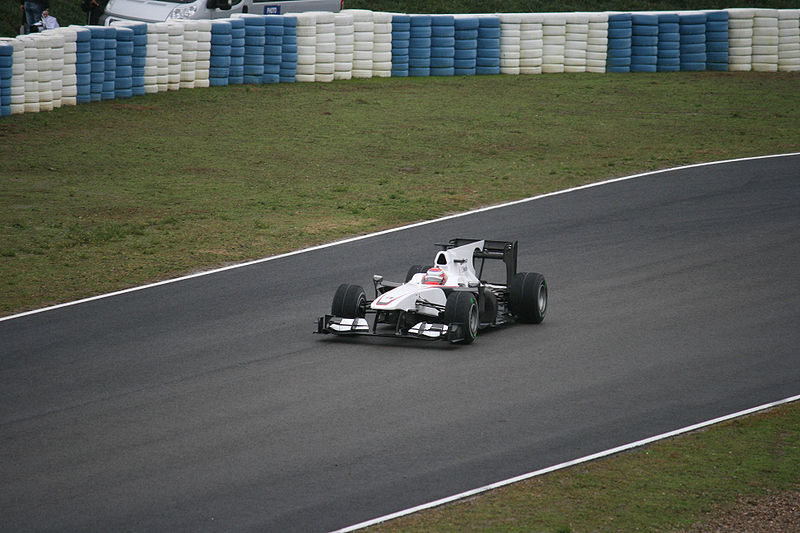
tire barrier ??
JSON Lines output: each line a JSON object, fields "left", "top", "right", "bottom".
{"left": 752, "top": 8, "right": 779, "bottom": 72}
{"left": 409, "top": 14, "right": 431, "bottom": 77}
{"left": 281, "top": 15, "right": 297, "bottom": 83}
{"left": 607, "top": 13, "right": 632, "bottom": 73}
{"left": 680, "top": 12, "right": 707, "bottom": 71}
{"left": 476, "top": 15, "right": 500, "bottom": 75}
{"left": 541, "top": 13, "right": 566, "bottom": 73}
{"left": 706, "top": 10, "right": 729, "bottom": 71}
{"left": 499, "top": 13, "right": 521, "bottom": 75}
{"left": 4, "top": 8, "right": 800, "bottom": 116}
{"left": 391, "top": 13, "right": 410, "bottom": 77}
{"left": 430, "top": 15, "right": 455, "bottom": 77}
{"left": 631, "top": 13, "right": 658, "bottom": 73}
{"left": 657, "top": 13, "right": 680, "bottom": 72}
{"left": 454, "top": 16, "right": 479, "bottom": 76}
{"left": 209, "top": 20, "right": 232, "bottom": 87}
{"left": 587, "top": 13, "right": 608, "bottom": 74}
{"left": 565, "top": 13, "right": 589, "bottom": 73}
{"left": 0, "top": 41, "right": 14, "bottom": 117}
{"left": 779, "top": 9, "right": 800, "bottom": 71}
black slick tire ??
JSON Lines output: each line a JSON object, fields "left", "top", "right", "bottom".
{"left": 331, "top": 284, "right": 366, "bottom": 318}
{"left": 509, "top": 272, "right": 547, "bottom": 324}
{"left": 405, "top": 264, "right": 431, "bottom": 282}
{"left": 444, "top": 291, "right": 479, "bottom": 344}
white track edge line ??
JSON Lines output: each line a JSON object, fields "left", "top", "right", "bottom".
{"left": 329, "top": 393, "right": 800, "bottom": 533}
{"left": 3, "top": 152, "right": 799, "bottom": 323}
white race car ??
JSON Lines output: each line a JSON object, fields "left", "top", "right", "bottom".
{"left": 316, "top": 239, "right": 547, "bottom": 344}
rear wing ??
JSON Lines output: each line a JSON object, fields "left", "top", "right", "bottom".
{"left": 438, "top": 239, "right": 518, "bottom": 286}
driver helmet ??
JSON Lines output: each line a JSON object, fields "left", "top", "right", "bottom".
{"left": 423, "top": 267, "right": 447, "bottom": 285}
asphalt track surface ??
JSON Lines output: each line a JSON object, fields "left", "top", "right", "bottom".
{"left": 2, "top": 155, "right": 799, "bottom": 532}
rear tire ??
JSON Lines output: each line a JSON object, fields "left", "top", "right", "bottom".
{"left": 444, "top": 291, "right": 479, "bottom": 344}
{"left": 405, "top": 264, "right": 431, "bottom": 282}
{"left": 331, "top": 284, "right": 366, "bottom": 318}
{"left": 509, "top": 272, "right": 547, "bottom": 324}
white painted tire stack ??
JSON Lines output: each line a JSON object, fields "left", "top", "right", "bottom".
{"left": 20, "top": 37, "right": 39, "bottom": 113}
{"left": 33, "top": 35, "right": 53, "bottom": 111}
{"left": 372, "top": 12, "right": 392, "bottom": 78}
{"left": 541, "top": 13, "right": 567, "bottom": 73}
{"left": 565, "top": 12, "right": 589, "bottom": 72}
{"left": 727, "top": 8, "right": 755, "bottom": 71}
{"left": 586, "top": 12, "right": 608, "bottom": 73}
{"left": 166, "top": 23, "right": 184, "bottom": 90}
{"left": 334, "top": 12, "right": 354, "bottom": 80}
{"left": 752, "top": 9, "right": 779, "bottom": 72}
{"left": 778, "top": 9, "right": 800, "bottom": 72}
{"left": 519, "top": 13, "right": 543, "bottom": 74}
{"left": 55, "top": 28, "right": 77, "bottom": 105}
{"left": 48, "top": 33, "right": 66, "bottom": 108}
{"left": 312, "top": 11, "right": 335, "bottom": 82}
{"left": 295, "top": 13, "right": 316, "bottom": 82}
{"left": 195, "top": 20, "right": 212, "bottom": 87}
{"left": 179, "top": 21, "right": 198, "bottom": 89}
{"left": 143, "top": 23, "right": 160, "bottom": 93}
{"left": 345, "top": 9, "right": 374, "bottom": 78}
{"left": 499, "top": 13, "right": 521, "bottom": 75}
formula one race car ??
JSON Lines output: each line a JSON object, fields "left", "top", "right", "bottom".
{"left": 316, "top": 239, "right": 547, "bottom": 344}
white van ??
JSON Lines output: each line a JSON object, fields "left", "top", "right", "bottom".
{"left": 101, "top": 0, "right": 342, "bottom": 24}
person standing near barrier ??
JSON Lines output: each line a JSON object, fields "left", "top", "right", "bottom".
{"left": 34, "top": 8, "right": 60, "bottom": 30}
{"left": 81, "top": 0, "right": 109, "bottom": 25}
{"left": 20, "top": 0, "right": 49, "bottom": 33}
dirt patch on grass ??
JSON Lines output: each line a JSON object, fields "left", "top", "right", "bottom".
{"left": 681, "top": 488, "right": 800, "bottom": 532}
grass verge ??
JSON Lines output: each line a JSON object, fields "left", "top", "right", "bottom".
{"left": 2, "top": 72, "right": 799, "bottom": 317}
{"left": 364, "top": 400, "right": 800, "bottom": 532}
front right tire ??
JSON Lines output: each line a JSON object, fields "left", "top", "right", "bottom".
{"left": 444, "top": 291, "right": 479, "bottom": 344}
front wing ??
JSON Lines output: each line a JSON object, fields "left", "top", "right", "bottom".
{"left": 316, "top": 314, "right": 468, "bottom": 343}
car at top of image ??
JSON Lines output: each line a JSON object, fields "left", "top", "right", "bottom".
{"left": 316, "top": 238, "right": 547, "bottom": 344}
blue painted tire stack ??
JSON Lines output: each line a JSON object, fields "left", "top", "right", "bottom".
{"left": 409, "top": 15, "right": 432, "bottom": 77}
{"left": 228, "top": 17, "right": 245, "bottom": 84}
{"left": 114, "top": 26, "right": 134, "bottom": 98}
{"left": 74, "top": 27, "right": 91, "bottom": 104}
{"left": 210, "top": 20, "right": 232, "bottom": 86}
{"left": 705, "top": 10, "right": 729, "bottom": 71}
{"left": 102, "top": 26, "right": 117, "bottom": 100}
{"left": 88, "top": 27, "right": 106, "bottom": 102}
{"left": 476, "top": 16, "right": 501, "bottom": 75}
{"left": 128, "top": 23, "right": 148, "bottom": 96}
{"left": 606, "top": 13, "right": 632, "bottom": 72}
{"left": 680, "top": 12, "right": 707, "bottom": 71}
{"left": 0, "top": 43, "right": 11, "bottom": 117}
{"left": 263, "top": 15, "right": 283, "bottom": 84}
{"left": 657, "top": 13, "right": 680, "bottom": 71}
{"left": 454, "top": 16, "right": 479, "bottom": 76}
{"left": 280, "top": 16, "right": 297, "bottom": 83}
{"left": 430, "top": 15, "right": 455, "bottom": 76}
{"left": 631, "top": 14, "right": 658, "bottom": 72}
{"left": 243, "top": 15, "right": 266, "bottom": 84}
{"left": 390, "top": 14, "right": 410, "bottom": 77}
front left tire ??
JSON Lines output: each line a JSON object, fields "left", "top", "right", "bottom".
{"left": 331, "top": 284, "right": 366, "bottom": 318}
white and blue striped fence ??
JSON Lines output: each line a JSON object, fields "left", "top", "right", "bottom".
{"left": 1, "top": 8, "right": 799, "bottom": 117}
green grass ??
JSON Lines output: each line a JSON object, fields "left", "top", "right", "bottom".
{"left": 365, "top": 401, "right": 800, "bottom": 532}
{"left": 2, "top": 72, "right": 800, "bottom": 316}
